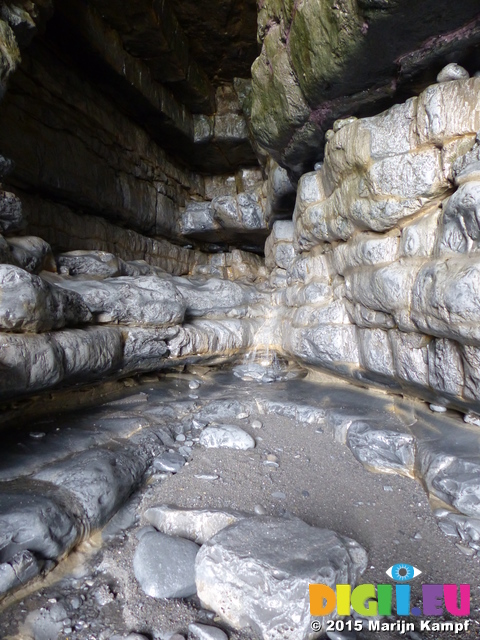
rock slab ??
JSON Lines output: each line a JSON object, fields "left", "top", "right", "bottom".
{"left": 195, "top": 516, "right": 367, "bottom": 640}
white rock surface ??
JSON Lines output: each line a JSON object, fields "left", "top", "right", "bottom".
{"left": 144, "top": 505, "right": 246, "bottom": 544}
{"left": 195, "top": 516, "right": 367, "bottom": 640}
{"left": 199, "top": 425, "right": 255, "bottom": 450}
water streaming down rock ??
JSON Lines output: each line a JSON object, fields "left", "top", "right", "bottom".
{"left": 0, "top": 0, "right": 480, "bottom": 637}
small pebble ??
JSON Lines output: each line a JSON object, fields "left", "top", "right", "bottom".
{"left": 315, "top": 427, "right": 323, "bottom": 434}
{"left": 263, "top": 461, "right": 279, "bottom": 468}
{"left": 456, "top": 543, "right": 475, "bottom": 556}
{"left": 30, "top": 432, "right": 46, "bottom": 439}
{"left": 236, "top": 412, "right": 249, "bottom": 420}
{"left": 189, "top": 380, "right": 201, "bottom": 390}
{"left": 383, "top": 485, "right": 393, "bottom": 492}
{"left": 254, "top": 504, "right": 267, "bottom": 515}
{"left": 176, "top": 434, "right": 186, "bottom": 442}
{"left": 251, "top": 419, "right": 263, "bottom": 429}
{"left": 189, "top": 622, "right": 229, "bottom": 640}
{"left": 184, "top": 440, "right": 193, "bottom": 447}
{"left": 189, "top": 394, "right": 199, "bottom": 400}
{"left": 413, "top": 533, "right": 422, "bottom": 540}
{"left": 194, "top": 474, "right": 219, "bottom": 481}
{"left": 266, "top": 454, "right": 278, "bottom": 463}
{"left": 271, "top": 491, "right": 286, "bottom": 500}
{"left": 429, "top": 404, "right": 447, "bottom": 413}
{"left": 302, "top": 490, "right": 310, "bottom": 497}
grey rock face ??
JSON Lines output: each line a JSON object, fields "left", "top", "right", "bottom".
{"left": 134, "top": 531, "right": 199, "bottom": 598}
{"left": 56, "top": 250, "right": 125, "bottom": 277}
{"left": 0, "top": 491, "right": 79, "bottom": 565}
{"left": 195, "top": 517, "right": 367, "bottom": 639}
{"left": 145, "top": 505, "right": 246, "bottom": 544}
{"left": 50, "top": 275, "right": 186, "bottom": 326}
{"left": 0, "top": 190, "right": 24, "bottom": 235}
{"left": 199, "top": 425, "right": 255, "bottom": 450}
{"left": 0, "top": 265, "right": 92, "bottom": 332}
{"left": 7, "top": 236, "right": 54, "bottom": 273}
{"left": 34, "top": 444, "right": 154, "bottom": 529}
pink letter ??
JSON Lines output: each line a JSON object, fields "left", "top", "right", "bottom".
{"left": 444, "top": 584, "right": 471, "bottom": 616}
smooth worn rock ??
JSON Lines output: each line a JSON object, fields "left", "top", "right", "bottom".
{"left": 188, "top": 622, "right": 228, "bottom": 640}
{"left": 133, "top": 530, "right": 199, "bottom": 599}
{"left": 56, "top": 250, "right": 125, "bottom": 277}
{"left": 7, "top": 236, "right": 54, "bottom": 273}
{"left": 144, "top": 505, "right": 246, "bottom": 544}
{"left": 34, "top": 443, "right": 155, "bottom": 530}
{"left": 0, "top": 265, "right": 92, "bottom": 332}
{"left": 437, "top": 63, "right": 469, "bottom": 83}
{"left": 199, "top": 425, "right": 255, "bottom": 450}
{"left": 195, "top": 516, "right": 367, "bottom": 639}
{"left": 49, "top": 274, "right": 186, "bottom": 327}
{"left": 0, "top": 490, "right": 79, "bottom": 566}
{"left": 152, "top": 452, "right": 186, "bottom": 474}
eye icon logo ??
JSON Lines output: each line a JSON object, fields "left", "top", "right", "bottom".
{"left": 386, "top": 563, "right": 422, "bottom": 582}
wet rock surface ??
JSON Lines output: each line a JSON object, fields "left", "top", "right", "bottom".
{"left": 0, "top": 371, "right": 479, "bottom": 640}
{"left": 196, "top": 516, "right": 367, "bottom": 639}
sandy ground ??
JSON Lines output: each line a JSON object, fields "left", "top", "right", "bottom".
{"left": 0, "top": 370, "right": 479, "bottom": 640}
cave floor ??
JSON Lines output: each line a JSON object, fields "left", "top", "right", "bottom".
{"left": 0, "top": 369, "right": 479, "bottom": 640}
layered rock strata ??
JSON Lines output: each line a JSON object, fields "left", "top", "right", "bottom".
{"left": 265, "top": 73, "right": 480, "bottom": 415}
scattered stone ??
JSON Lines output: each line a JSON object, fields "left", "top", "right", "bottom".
{"left": 413, "top": 533, "right": 423, "bottom": 540}
{"left": 176, "top": 434, "right": 187, "bottom": 442}
{"left": 436, "top": 63, "right": 469, "bottom": 83}
{"left": 464, "top": 412, "right": 480, "bottom": 427}
{"left": 145, "top": 506, "right": 246, "bottom": 544}
{"left": 189, "top": 380, "right": 201, "bottom": 390}
{"left": 199, "top": 425, "right": 255, "bottom": 450}
{"left": 254, "top": 505, "right": 267, "bottom": 515}
{"left": 383, "top": 486, "right": 394, "bottom": 492}
{"left": 236, "top": 412, "right": 249, "bottom": 420}
{"left": 153, "top": 452, "right": 186, "bottom": 473}
{"left": 195, "top": 517, "right": 367, "bottom": 639}
{"left": 29, "top": 431, "right": 46, "bottom": 439}
{"left": 251, "top": 420, "right": 263, "bottom": 429}
{"left": 188, "top": 622, "right": 228, "bottom": 640}
{"left": 194, "top": 474, "right": 220, "bottom": 481}
{"left": 263, "top": 461, "right": 279, "bottom": 468}
{"left": 271, "top": 491, "right": 286, "bottom": 500}
{"left": 429, "top": 404, "right": 447, "bottom": 413}
{"left": 133, "top": 531, "right": 199, "bottom": 599}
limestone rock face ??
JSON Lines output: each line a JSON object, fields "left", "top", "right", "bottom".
{"left": 48, "top": 275, "right": 186, "bottom": 327}
{"left": 251, "top": 0, "right": 480, "bottom": 176}
{"left": 0, "top": 265, "right": 92, "bottom": 332}
{"left": 269, "top": 76, "right": 480, "bottom": 416}
{"left": 195, "top": 517, "right": 367, "bottom": 639}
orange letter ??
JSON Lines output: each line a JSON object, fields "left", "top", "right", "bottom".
{"left": 309, "top": 584, "right": 336, "bottom": 616}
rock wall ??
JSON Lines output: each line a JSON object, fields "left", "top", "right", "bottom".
{"left": 264, "top": 72, "right": 480, "bottom": 415}
{"left": 250, "top": 0, "right": 480, "bottom": 177}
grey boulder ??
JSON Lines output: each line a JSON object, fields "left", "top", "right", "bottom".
{"left": 133, "top": 531, "right": 199, "bottom": 598}
{"left": 195, "top": 516, "right": 367, "bottom": 640}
